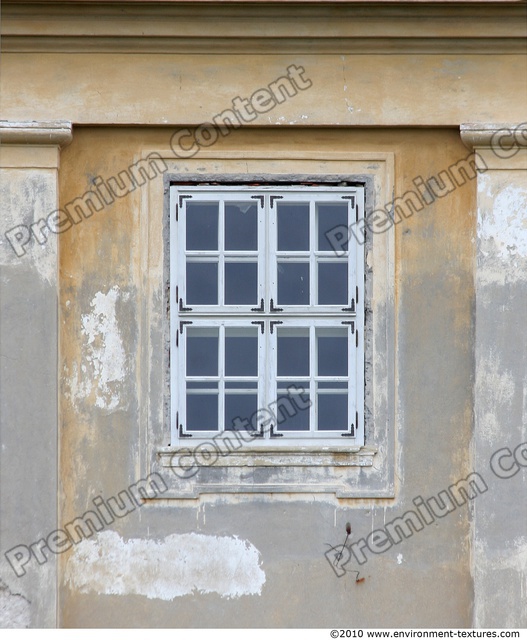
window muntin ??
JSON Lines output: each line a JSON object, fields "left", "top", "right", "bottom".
{"left": 171, "top": 185, "right": 364, "bottom": 445}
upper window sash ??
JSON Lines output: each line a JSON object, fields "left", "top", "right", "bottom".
{"left": 171, "top": 186, "right": 364, "bottom": 315}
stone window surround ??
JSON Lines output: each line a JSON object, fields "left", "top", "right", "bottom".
{"left": 135, "top": 148, "right": 396, "bottom": 499}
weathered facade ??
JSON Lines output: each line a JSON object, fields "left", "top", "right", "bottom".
{"left": 1, "top": 0, "right": 526, "bottom": 629}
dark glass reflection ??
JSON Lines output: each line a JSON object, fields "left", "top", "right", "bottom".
{"left": 277, "top": 330, "right": 309, "bottom": 376}
{"left": 317, "top": 331, "right": 348, "bottom": 377}
{"left": 186, "top": 329, "right": 218, "bottom": 376}
{"left": 187, "top": 394, "right": 218, "bottom": 431}
{"left": 186, "top": 262, "right": 218, "bottom": 305}
{"left": 277, "top": 262, "right": 309, "bottom": 305}
{"left": 225, "top": 395, "right": 258, "bottom": 431}
{"left": 225, "top": 330, "right": 258, "bottom": 377}
{"left": 318, "top": 262, "right": 348, "bottom": 305}
{"left": 275, "top": 391, "right": 310, "bottom": 431}
{"left": 225, "top": 202, "right": 258, "bottom": 250}
{"left": 277, "top": 203, "right": 309, "bottom": 251}
{"left": 317, "top": 394, "right": 348, "bottom": 431}
{"left": 186, "top": 202, "right": 218, "bottom": 251}
{"left": 317, "top": 203, "right": 349, "bottom": 251}
{"left": 225, "top": 262, "right": 257, "bottom": 305}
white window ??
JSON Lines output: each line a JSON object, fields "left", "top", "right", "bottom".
{"left": 170, "top": 185, "right": 365, "bottom": 446}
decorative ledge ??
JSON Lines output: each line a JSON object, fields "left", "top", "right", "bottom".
{"left": 460, "top": 122, "right": 527, "bottom": 150}
{"left": 158, "top": 446, "right": 377, "bottom": 468}
{"left": 0, "top": 121, "right": 73, "bottom": 147}
{"left": 154, "top": 446, "right": 380, "bottom": 499}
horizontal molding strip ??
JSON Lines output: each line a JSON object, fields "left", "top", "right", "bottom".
{"left": 3, "top": 36, "right": 525, "bottom": 55}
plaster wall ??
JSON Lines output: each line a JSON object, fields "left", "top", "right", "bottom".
{"left": 56, "top": 127, "right": 476, "bottom": 627}
{"left": 1, "top": 0, "right": 525, "bottom": 628}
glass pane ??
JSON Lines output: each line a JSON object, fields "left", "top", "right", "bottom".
{"left": 186, "top": 262, "right": 218, "bottom": 305}
{"left": 317, "top": 394, "right": 348, "bottom": 431}
{"left": 186, "top": 328, "right": 218, "bottom": 377}
{"left": 225, "top": 202, "right": 258, "bottom": 250}
{"left": 225, "top": 394, "right": 258, "bottom": 431}
{"left": 318, "top": 262, "right": 348, "bottom": 305}
{"left": 318, "top": 381, "right": 348, "bottom": 389}
{"left": 317, "top": 203, "right": 349, "bottom": 251}
{"left": 317, "top": 329, "right": 348, "bottom": 377}
{"left": 277, "top": 262, "right": 309, "bottom": 305}
{"left": 186, "top": 202, "right": 218, "bottom": 250}
{"left": 225, "top": 380, "right": 258, "bottom": 389}
{"left": 187, "top": 381, "right": 219, "bottom": 389}
{"left": 187, "top": 394, "right": 218, "bottom": 431}
{"left": 225, "top": 327, "right": 258, "bottom": 377}
{"left": 277, "top": 328, "right": 309, "bottom": 376}
{"left": 274, "top": 391, "right": 310, "bottom": 431}
{"left": 277, "top": 203, "right": 309, "bottom": 251}
{"left": 225, "top": 262, "right": 257, "bottom": 305}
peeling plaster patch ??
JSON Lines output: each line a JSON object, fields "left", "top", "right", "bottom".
{"left": 476, "top": 351, "right": 515, "bottom": 442}
{"left": 397, "top": 554, "right": 403, "bottom": 565}
{"left": 479, "top": 184, "right": 527, "bottom": 262}
{"left": 474, "top": 538, "right": 527, "bottom": 626}
{"left": 65, "top": 286, "right": 129, "bottom": 411}
{"left": 0, "top": 580, "right": 30, "bottom": 629}
{"left": 503, "top": 539, "right": 527, "bottom": 601}
{"left": 0, "top": 171, "right": 57, "bottom": 284}
{"left": 65, "top": 531, "right": 265, "bottom": 600}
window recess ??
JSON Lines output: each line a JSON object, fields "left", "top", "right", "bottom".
{"left": 170, "top": 186, "right": 365, "bottom": 446}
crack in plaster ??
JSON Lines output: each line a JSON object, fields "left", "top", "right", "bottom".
{"left": 0, "top": 579, "right": 30, "bottom": 629}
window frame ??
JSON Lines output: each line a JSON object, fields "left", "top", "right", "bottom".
{"left": 170, "top": 184, "right": 365, "bottom": 447}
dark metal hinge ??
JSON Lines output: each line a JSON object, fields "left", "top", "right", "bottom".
{"left": 179, "top": 320, "right": 193, "bottom": 334}
{"left": 270, "top": 320, "right": 283, "bottom": 334}
{"left": 179, "top": 194, "right": 193, "bottom": 207}
{"left": 270, "top": 425, "right": 283, "bottom": 438}
{"left": 270, "top": 298, "right": 283, "bottom": 312}
{"left": 251, "top": 320, "right": 265, "bottom": 334}
{"left": 251, "top": 298, "right": 264, "bottom": 312}
{"left": 179, "top": 298, "right": 193, "bottom": 312}
{"left": 342, "top": 299, "right": 356, "bottom": 313}
{"left": 341, "top": 320, "right": 355, "bottom": 333}
{"left": 269, "top": 195, "right": 284, "bottom": 209}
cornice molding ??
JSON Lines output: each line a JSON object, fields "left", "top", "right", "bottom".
{"left": 3, "top": 36, "right": 525, "bottom": 55}
{"left": 3, "top": 1, "right": 525, "bottom": 53}
{"left": 0, "top": 121, "right": 73, "bottom": 146}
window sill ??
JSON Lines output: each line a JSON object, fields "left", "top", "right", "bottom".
{"left": 153, "top": 444, "right": 379, "bottom": 498}
{"left": 158, "top": 445, "right": 377, "bottom": 469}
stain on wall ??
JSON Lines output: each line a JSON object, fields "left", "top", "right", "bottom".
{"left": 65, "top": 531, "right": 265, "bottom": 600}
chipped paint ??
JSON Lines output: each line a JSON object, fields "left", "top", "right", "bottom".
{"left": 479, "top": 183, "right": 527, "bottom": 262}
{"left": 476, "top": 351, "right": 516, "bottom": 443}
{"left": 66, "top": 286, "right": 128, "bottom": 411}
{"left": 65, "top": 531, "right": 265, "bottom": 600}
